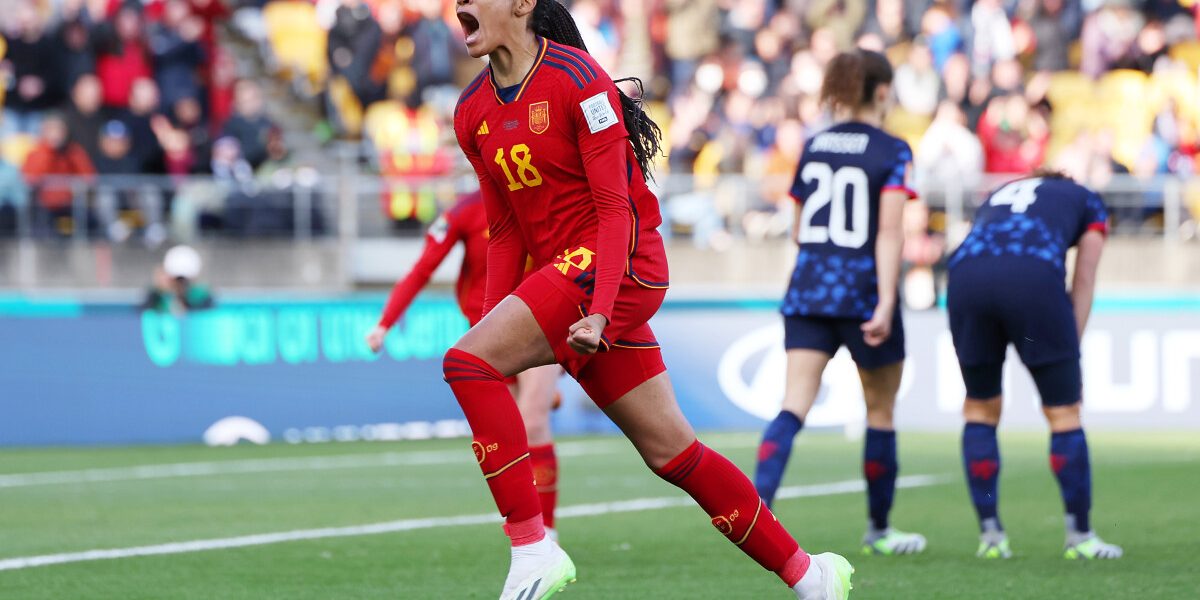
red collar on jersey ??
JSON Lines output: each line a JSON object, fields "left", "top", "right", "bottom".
{"left": 487, "top": 36, "right": 549, "bottom": 105}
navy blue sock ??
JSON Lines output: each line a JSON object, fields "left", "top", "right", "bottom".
{"left": 961, "top": 422, "right": 1002, "bottom": 531}
{"left": 863, "top": 428, "right": 898, "bottom": 531}
{"left": 754, "top": 410, "right": 804, "bottom": 507}
{"left": 1050, "top": 428, "right": 1092, "bottom": 533}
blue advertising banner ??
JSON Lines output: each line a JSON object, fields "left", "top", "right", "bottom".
{"left": 1, "top": 295, "right": 1198, "bottom": 446}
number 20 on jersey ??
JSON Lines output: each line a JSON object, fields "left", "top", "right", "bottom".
{"left": 494, "top": 144, "right": 543, "bottom": 191}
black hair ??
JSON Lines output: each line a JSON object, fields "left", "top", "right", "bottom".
{"left": 820, "top": 49, "right": 894, "bottom": 112}
{"left": 530, "top": 0, "right": 662, "bottom": 181}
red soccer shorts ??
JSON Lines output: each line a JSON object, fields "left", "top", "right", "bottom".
{"left": 512, "top": 263, "right": 667, "bottom": 408}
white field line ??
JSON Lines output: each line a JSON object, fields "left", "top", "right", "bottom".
{"left": 0, "top": 474, "right": 946, "bottom": 572}
{"left": 0, "top": 439, "right": 706, "bottom": 489}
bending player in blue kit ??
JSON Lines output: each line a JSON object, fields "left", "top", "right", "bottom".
{"left": 754, "top": 49, "right": 926, "bottom": 556}
{"left": 947, "top": 171, "right": 1122, "bottom": 560}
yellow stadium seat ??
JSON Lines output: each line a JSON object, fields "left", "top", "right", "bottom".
{"left": 1096, "top": 70, "right": 1154, "bottom": 167}
{"left": 1, "top": 134, "right": 35, "bottom": 167}
{"left": 363, "top": 100, "right": 403, "bottom": 150}
{"left": 327, "top": 76, "right": 363, "bottom": 137}
{"left": 1046, "top": 71, "right": 1093, "bottom": 107}
{"left": 263, "top": 1, "right": 328, "bottom": 85}
{"left": 884, "top": 107, "right": 931, "bottom": 149}
{"left": 1170, "top": 41, "right": 1200, "bottom": 73}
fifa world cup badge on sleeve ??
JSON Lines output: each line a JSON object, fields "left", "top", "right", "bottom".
{"left": 581, "top": 92, "right": 618, "bottom": 134}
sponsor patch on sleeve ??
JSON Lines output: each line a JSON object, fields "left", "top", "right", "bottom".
{"left": 580, "top": 92, "right": 618, "bottom": 134}
{"left": 428, "top": 216, "right": 449, "bottom": 243}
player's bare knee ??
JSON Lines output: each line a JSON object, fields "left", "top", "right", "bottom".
{"left": 1043, "top": 402, "right": 1082, "bottom": 432}
{"left": 964, "top": 396, "right": 1002, "bottom": 425}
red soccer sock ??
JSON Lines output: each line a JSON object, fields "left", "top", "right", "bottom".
{"left": 656, "top": 440, "right": 809, "bottom": 586}
{"left": 529, "top": 443, "right": 559, "bottom": 529}
{"left": 443, "top": 348, "right": 544, "bottom": 546}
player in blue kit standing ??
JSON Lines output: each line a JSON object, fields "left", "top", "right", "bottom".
{"left": 754, "top": 49, "right": 927, "bottom": 556}
{"left": 947, "top": 172, "right": 1123, "bottom": 560}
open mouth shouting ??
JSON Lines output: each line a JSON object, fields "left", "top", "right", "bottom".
{"left": 457, "top": 9, "right": 481, "bottom": 49}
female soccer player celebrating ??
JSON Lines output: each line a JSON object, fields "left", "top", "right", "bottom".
{"left": 448, "top": 1, "right": 851, "bottom": 598}
{"left": 754, "top": 50, "right": 927, "bottom": 557}
{"left": 364, "top": 190, "right": 563, "bottom": 538}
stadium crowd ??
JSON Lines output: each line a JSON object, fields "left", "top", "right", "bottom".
{"left": 2, "top": 0, "right": 1199, "bottom": 242}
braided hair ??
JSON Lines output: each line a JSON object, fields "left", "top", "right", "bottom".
{"left": 531, "top": 0, "right": 662, "bottom": 181}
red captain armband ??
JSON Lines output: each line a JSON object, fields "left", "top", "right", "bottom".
{"left": 1086, "top": 222, "right": 1109, "bottom": 237}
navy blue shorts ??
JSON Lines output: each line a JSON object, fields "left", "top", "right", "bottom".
{"left": 783, "top": 310, "right": 905, "bottom": 370}
{"left": 947, "top": 258, "right": 1082, "bottom": 405}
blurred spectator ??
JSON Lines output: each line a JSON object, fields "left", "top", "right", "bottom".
{"left": 149, "top": 0, "right": 207, "bottom": 111}
{"left": 63, "top": 75, "right": 108, "bottom": 165}
{"left": 894, "top": 40, "right": 940, "bottom": 117}
{"left": 0, "top": 156, "right": 30, "bottom": 217}
{"left": 1028, "top": 0, "right": 1075, "bottom": 72}
{"left": 327, "top": 0, "right": 382, "bottom": 108}
{"left": 920, "top": 3, "right": 963, "bottom": 71}
{"left": 211, "top": 136, "right": 255, "bottom": 188}
{"left": 664, "top": 0, "right": 720, "bottom": 94}
{"left": 120, "top": 78, "right": 167, "bottom": 173}
{"left": 915, "top": 101, "right": 984, "bottom": 200}
{"left": 805, "top": 0, "right": 868, "bottom": 50}
{"left": 93, "top": 119, "right": 139, "bottom": 175}
{"left": 860, "top": 0, "right": 913, "bottom": 47}
{"left": 221, "top": 80, "right": 277, "bottom": 169}
{"left": 94, "top": 2, "right": 154, "bottom": 109}
{"left": 1, "top": 2, "right": 66, "bottom": 138}
{"left": 92, "top": 119, "right": 166, "bottom": 244}
{"left": 58, "top": 0, "right": 98, "bottom": 87}
{"left": 142, "top": 244, "right": 215, "bottom": 313}
{"left": 408, "top": 0, "right": 458, "bottom": 99}
{"left": 21, "top": 113, "right": 95, "bottom": 232}
{"left": 968, "top": 0, "right": 1016, "bottom": 77}
{"left": 977, "top": 94, "right": 1049, "bottom": 173}
{"left": 1080, "top": 2, "right": 1144, "bottom": 78}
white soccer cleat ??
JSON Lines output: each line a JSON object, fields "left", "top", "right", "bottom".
{"left": 499, "top": 538, "right": 576, "bottom": 600}
{"left": 793, "top": 552, "right": 854, "bottom": 600}
{"left": 862, "top": 528, "right": 927, "bottom": 555}
{"left": 1064, "top": 534, "right": 1123, "bottom": 560}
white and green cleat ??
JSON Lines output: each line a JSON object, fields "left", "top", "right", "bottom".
{"left": 1064, "top": 535, "right": 1123, "bottom": 560}
{"left": 976, "top": 537, "right": 1012, "bottom": 559}
{"left": 861, "top": 528, "right": 927, "bottom": 556}
{"left": 499, "top": 539, "right": 577, "bottom": 600}
{"left": 793, "top": 552, "right": 854, "bottom": 600}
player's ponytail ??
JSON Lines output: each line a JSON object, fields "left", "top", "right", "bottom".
{"left": 531, "top": 0, "right": 662, "bottom": 182}
{"left": 820, "top": 50, "right": 894, "bottom": 113}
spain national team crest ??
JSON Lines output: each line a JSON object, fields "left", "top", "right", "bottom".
{"left": 529, "top": 101, "right": 550, "bottom": 135}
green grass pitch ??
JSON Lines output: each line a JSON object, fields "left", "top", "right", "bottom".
{"left": 0, "top": 431, "right": 1196, "bottom": 599}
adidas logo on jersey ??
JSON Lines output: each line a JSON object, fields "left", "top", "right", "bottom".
{"left": 477, "top": 121, "right": 490, "bottom": 135}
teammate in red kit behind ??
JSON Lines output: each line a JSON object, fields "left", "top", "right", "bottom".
{"left": 446, "top": 2, "right": 852, "bottom": 599}
{"left": 364, "top": 190, "right": 564, "bottom": 539}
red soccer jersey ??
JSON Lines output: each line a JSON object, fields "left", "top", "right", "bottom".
{"left": 453, "top": 37, "right": 669, "bottom": 322}
{"left": 378, "top": 191, "right": 489, "bottom": 328}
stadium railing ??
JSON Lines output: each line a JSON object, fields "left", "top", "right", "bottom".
{"left": 0, "top": 170, "right": 1195, "bottom": 289}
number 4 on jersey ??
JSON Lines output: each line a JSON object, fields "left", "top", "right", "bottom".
{"left": 990, "top": 178, "right": 1042, "bottom": 213}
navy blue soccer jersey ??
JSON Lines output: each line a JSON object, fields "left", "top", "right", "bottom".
{"left": 948, "top": 176, "right": 1108, "bottom": 276}
{"left": 781, "top": 122, "right": 916, "bottom": 320}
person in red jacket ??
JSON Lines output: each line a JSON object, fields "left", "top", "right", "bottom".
{"left": 22, "top": 113, "right": 95, "bottom": 233}
{"left": 364, "top": 190, "right": 564, "bottom": 539}
{"left": 444, "top": 2, "right": 850, "bottom": 599}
